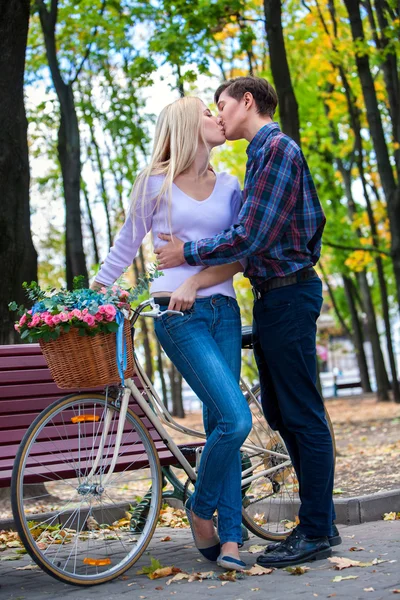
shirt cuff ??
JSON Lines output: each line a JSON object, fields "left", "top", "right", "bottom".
{"left": 183, "top": 241, "right": 204, "bottom": 266}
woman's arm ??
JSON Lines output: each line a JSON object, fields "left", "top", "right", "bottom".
{"left": 91, "top": 189, "right": 156, "bottom": 289}
{"left": 168, "top": 262, "right": 243, "bottom": 311}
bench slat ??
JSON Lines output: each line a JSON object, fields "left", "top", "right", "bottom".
{"left": 0, "top": 356, "right": 48, "bottom": 370}
{"left": 0, "top": 344, "right": 42, "bottom": 357}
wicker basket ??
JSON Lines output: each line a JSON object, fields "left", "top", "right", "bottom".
{"left": 40, "top": 320, "right": 134, "bottom": 389}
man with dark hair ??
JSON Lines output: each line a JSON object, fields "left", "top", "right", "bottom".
{"left": 156, "top": 76, "right": 340, "bottom": 568}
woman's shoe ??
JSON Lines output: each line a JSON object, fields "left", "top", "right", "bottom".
{"left": 217, "top": 554, "right": 246, "bottom": 571}
{"left": 185, "top": 497, "right": 221, "bottom": 562}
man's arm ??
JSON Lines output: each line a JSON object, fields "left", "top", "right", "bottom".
{"left": 155, "top": 142, "right": 302, "bottom": 268}
{"left": 168, "top": 262, "right": 243, "bottom": 311}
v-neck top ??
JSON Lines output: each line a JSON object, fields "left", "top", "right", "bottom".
{"left": 95, "top": 172, "right": 242, "bottom": 298}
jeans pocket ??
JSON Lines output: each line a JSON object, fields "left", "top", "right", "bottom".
{"left": 162, "top": 309, "right": 194, "bottom": 331}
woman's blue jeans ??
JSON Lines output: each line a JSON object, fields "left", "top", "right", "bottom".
{"left": 154, "top": 294, "right": 252, "bottom": 544}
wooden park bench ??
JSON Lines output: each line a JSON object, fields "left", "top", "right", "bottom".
{"left": 0, "top": 343, "right": 199, "bottom": 492}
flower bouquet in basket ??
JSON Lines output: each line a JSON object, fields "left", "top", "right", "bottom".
{"left": 9, "top": 268, "right": 161, "bottom": 389}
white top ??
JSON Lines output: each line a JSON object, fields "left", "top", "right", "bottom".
{"left": 96, "top": 172, "right": 243, "bottom": 298}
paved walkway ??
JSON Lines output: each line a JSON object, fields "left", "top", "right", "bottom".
{"left": 1, "top": 520, "right": 399, "bottom": 600}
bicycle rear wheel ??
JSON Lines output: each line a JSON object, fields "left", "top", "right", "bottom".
{"left": 11, "top": 393, "right": 162, "bottom": 586}
{"left": 241, "top": 384, "right": 336, "bottom": 541}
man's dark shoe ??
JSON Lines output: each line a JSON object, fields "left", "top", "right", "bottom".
{"left": 256, "top": 528, "right": 332, "bottom": 568}
{"left": 265, "top": 524, "right": 341, "bottom": 553}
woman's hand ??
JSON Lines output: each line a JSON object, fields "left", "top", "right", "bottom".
{"left": 168, "top": 278, "right": 199, "bottom": 311}
{"left": 90, "top": 280, "right": 104, "bottom": 292}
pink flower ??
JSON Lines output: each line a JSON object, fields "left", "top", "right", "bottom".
{"left": 27, "top": 309, "right": 32, "bottom": 315}
{"left": 83, "top": 314, "right": 95, "bottom": 326}
{"left": 81, "top": 308, "right": 88, "bottom": 316}
{"left": 29, "top": 314, "right": 41, "bottom": 328}
{"left": 19, "top": 314, "right": 27, "bottom": 326}
{"left": 71, "top": 309, "right": 82, "bottom": 319}
{"left": 52, "top": 314, "right": 61, "bottom": 325}
{"left": 44, "top": 315, "right": 54, "bottom": 327}
{"left": 94, "top": 312, "right": 104, "bottom": 321}
{"left": 59, "top": 312, "right": 69, "bottom": 322}
{"left": 98, "top": 305, "right": 107, "bottom": 314}
{"left": 104, "top": 304, "right": 116, "bottom": 318}
{"left": 119, "top": 290, "right": 129, "bottom": 300}
{"left": 14, "top": 324, "right": 20, "bottom": 332}
{"left": 100, "top": 287, "right": 107, "bottom": 294}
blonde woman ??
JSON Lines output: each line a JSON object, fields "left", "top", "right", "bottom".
{"left": 91, "top": 97, "right": 252, "bottom": 571}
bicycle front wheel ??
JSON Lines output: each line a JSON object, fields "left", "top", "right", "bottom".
{"left": 241, "top": 384, "right": 336, "bottom": 541}
{"left": 11, "top": 393, "right": 162, "bottom": 586}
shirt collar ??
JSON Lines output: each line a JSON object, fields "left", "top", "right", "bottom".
{"left": 246, "top": 122, "right": 280, "bottom": 160}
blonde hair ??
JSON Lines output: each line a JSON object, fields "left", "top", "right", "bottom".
{"left": 130, "top": 96, "right": 210, "bottom": 234}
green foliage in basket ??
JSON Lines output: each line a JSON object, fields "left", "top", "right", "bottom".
{"left": 9, "top": 265, "right": 162, "bottom": 343}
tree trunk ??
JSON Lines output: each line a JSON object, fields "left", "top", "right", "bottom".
{"left": 169, "top": 364, "right": 185, "bottom": 418}
{"left": 37, "top": 0, "right": 88, "bottom": 289}
{"left": 339, "top": 167, "right": 390, "bottom": 401}
{"left": 0, "top": 0, "right": 37, "bottom": 344}
{"left": 343, "top": 276, "right": 372, "bottom": 393}
{"left": 343, "top": 0, "right": 400, "bottom": 309}
{"left": 81, "top": 180, "right": 100, "bottom": 265}
{"left": 132, "top": 256, "right": 153, "bottom": 381}
{"left": 356, "top": 271, "right": 390, "bottom": 401}
{"left": 89, "top": 120, "right": 112, "bottom": 249}
{"left": 263, "top": 0, "right": 301, "bottom": 146}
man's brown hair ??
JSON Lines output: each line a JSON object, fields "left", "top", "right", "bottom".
{"left": 214, "top": 76, "right": 278, "bottom": 118}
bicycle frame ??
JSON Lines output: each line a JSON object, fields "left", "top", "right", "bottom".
{"left": 91, "top": 298, "right": 291, "bottom": 488}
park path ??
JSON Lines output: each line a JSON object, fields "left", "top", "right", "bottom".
{"left": 1, "top": 520, "right": 399, "bottom": 600}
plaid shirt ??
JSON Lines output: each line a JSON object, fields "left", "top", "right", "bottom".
{"left": 183, "top": 122, "right": 326, "bottom": 287}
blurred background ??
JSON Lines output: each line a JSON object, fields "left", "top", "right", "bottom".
{"left": 1, "top": 0, "right": 400, "bottom": 413}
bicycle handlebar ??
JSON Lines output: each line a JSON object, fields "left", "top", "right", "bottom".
{"left": 130, "top": 297, "right": 184, "bottom": 326}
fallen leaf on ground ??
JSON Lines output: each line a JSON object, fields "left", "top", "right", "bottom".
{"left": 161, "top": 536, "right": 171, "bottom": 542}
{"left": 149, "top": 567, "right": 181, "bottom": 580}
{"left": 349, "top": 547, "right": 365, "bottom": 551}
{"left": 245, "top": 564, "right": 274, "bottom": 576}
{"left": 248, "top": 544, "right": 266, "bottom": 554}
{"left": 221, "top": 581, "right": 229, "bottom": 586}
{"left": 284, "top": 566, "right": 310, "bottom": 575}
{"left": 392, "top": 590, "right": 400, "bottom": 593}
{"left": 166, "top": 573, "right": 189, "bottom": 585}
{"left": 332, "top": 575, "right": 359, "bottom": 582}
{"left": 328, "top": 557, "right": 361, "bottom": 570}
{"left": 364, "top": 588, "right": 374, "bottom": 592}
{"left": 383, "top": 512, "right": 400, "bottom": 521}
{"left": 137, "top": 557, "right": 162, "bottom": 576}
{"left": 333, "top": 489, "right": 344, "bottom": 494}
{"left": 155, "top": 586, "right": 163, "bottom": 590}
{"left": 219, "top": 571, "right": 237, "bottom": 581}
{"left": 14, "top": 564, "right": 40, "bottom": 570}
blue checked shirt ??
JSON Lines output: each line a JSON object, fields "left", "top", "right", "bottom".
{"left": 183, "top": 123, "right": 326, "bottom": 287}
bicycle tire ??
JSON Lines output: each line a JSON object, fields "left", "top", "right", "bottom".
{"left": 11, "top": 393, "right": 162, "bottom": 586}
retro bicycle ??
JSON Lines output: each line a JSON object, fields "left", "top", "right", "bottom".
{"left": 11, "top": 297, "right": 335, "bottom": 586}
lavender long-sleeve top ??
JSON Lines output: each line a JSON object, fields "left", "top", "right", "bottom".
{"left": 95, "top": 172, "right": 242, "bottom": 299}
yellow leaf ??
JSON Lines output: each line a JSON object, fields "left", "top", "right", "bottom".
{"left": 245, "top": 564, "right": 274, "bottom": 576}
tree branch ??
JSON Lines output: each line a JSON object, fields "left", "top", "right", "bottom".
{"left": 70, "top": 0, "right": 107, "bottom": 84}
{"left": 323, "top": 239, "right": 391, "bottom": 256}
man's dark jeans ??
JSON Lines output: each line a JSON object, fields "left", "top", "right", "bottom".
{"left": 253, "top": 276, "right": 335, "bottom": 537}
